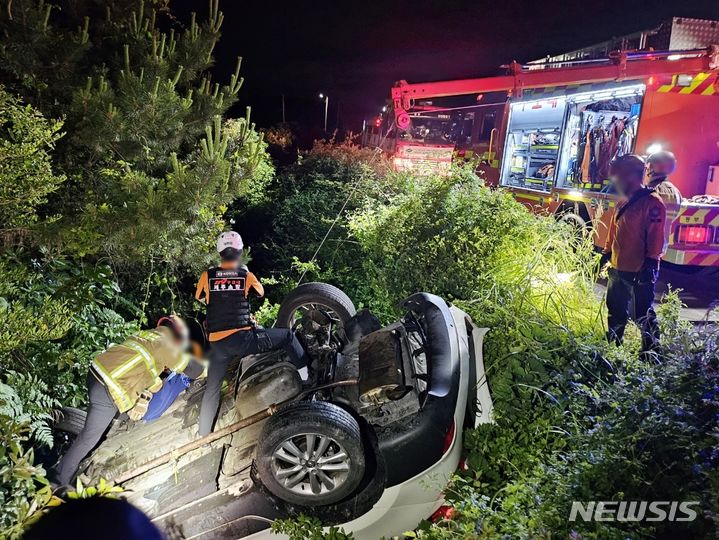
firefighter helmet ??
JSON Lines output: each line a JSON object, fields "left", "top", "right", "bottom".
{"left": 216, "top": 231, "right": 243, "bottom": 253}
{"left": 157, "top": 314, "right": 190, "bottom": 349}
{"left": 647, "top": 150, "right": 677, "bottom": 178}
{"left": 610, "top": 154, "right": 646, "bottom": 177}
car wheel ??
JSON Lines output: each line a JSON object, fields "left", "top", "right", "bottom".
{"left": 55, "top": 407, "right": 87, "bottom": 435}
{"left": 255, "top": 401, "right": 365, "bottom": 506}
{"left": 38, "top": 407, "right": 87, "bottom": 469}
{"left": 276, "top": 282, "right": 356, "bottom": 331}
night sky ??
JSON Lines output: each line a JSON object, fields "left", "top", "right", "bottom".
{"left": 178, "top": 0, "right": 719, "bottom": 135}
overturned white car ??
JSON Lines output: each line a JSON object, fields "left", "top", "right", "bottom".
{"left": 51, "top": 283, "right": 493, "bottom": 539}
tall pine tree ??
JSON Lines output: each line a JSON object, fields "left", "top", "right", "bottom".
{"left": 0, "top": 0, "right": 269, "bottom": 274}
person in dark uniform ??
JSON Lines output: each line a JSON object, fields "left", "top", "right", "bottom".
{"left": 196, "top": 231, "right": 308, "bottom": 437}
{"left": 646, "top": 150, "right": 682, "bottom": 256}
{"left": 601, "top": 154, "right": 666, "bottom": 354}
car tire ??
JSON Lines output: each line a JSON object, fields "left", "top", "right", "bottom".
{"left": 37, "top": 407, "right": 87, "bottom": 469}
{"left": 255, "top": 400, "right": 365, "bottom": 506}
{"left": 252, "top": 417, "right": 386, "bottom": 523}
{"left": 55, "top": 407, "right": 86, "bottom": 435}
{"left": 276, "top": 282, "right": 356, "bottom": 329}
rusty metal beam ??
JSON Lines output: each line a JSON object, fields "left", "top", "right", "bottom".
{"left": 111, "top": 379, "right": 359, "bottom": 485}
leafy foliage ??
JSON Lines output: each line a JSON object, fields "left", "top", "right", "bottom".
{"left": 0, "top": 383, "right": 61, "bottom": 539}
{"left": 1, "top": 372, "right": 59, "bottom": 447}
{"left": 238, "top": 139, "right": 386, "bottom": 290}
{"left": 1, "top": 253, "right": 140, "bottom": 408}
{"left": 272, "top": 515, "right": 353, "bottom": 540}
{"left": 0, "top": 87, "right": 65, "bottom": 235}
{"left": 254, "top": 144, "right": 718, "bottom": 539}
{"left": 66, "top": 477, "right": 124, "bottom": 500}
{"left": 0, "top": 0, "right": 272, "bottom": 274}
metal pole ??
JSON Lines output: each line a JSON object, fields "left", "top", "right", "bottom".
{"left": 112, "top": 405, "right": 277, "bottom": 484}
{"left": 281, "top": 94, "right": 286, "bottom": 123}
{"left": 324, "top": 95, "right": 329, "bottom": 132}
{"left": 111, "top": 379, "right": 359, "bottom": 485}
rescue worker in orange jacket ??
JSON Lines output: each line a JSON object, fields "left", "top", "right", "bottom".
{"left": 646, "top": 150, "right": 682, "bottom": 255}
{"left": 196, "top": 231, "right": 309, "bottom": 437}
{"left": 601, "top": 154, "right": 666, "bottom": 353}
{"left": 53, "top": 316, "right": 203, "bottom": 485}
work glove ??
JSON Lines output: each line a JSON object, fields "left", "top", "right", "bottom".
{"left": 637, "top": 258, "right": 660, "bottom": 285}
{"left": 254, "top": 327, "right": 273, "bottom": 352}
{"left": 127, "top": 390, "right": 153, "bottom": 421}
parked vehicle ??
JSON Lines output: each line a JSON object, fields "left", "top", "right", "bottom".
{"left": 375, "top": 18, "right": 719, "bottom": 269}
{"left": 51, "top": 283, "right": 493, "bottom": 539}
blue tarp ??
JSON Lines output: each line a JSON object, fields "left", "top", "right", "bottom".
{"left": 144, "top": 372, "right": 191, "bottom": 422}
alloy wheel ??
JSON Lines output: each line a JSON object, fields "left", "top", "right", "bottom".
{"left": 271, "top": 432, "right": 351, "bottom": 496}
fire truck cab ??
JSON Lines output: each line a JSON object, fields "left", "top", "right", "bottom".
{"left": 382, "top": 20, "right": 719, "bottom": 268}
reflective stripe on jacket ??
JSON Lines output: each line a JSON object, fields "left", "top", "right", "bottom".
{"left": 648, "top": 177, "right": 682, "bottom": 255}
{"left": 91, "top": 327, "right": 191, "bottom": 412}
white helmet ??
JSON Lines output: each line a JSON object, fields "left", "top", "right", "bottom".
{"left": 216, "top": 231, "right": 243, "bottom": 254}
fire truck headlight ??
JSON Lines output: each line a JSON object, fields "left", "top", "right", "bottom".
{"left": 646, "top": 143, "right": 663, "bottom": 155}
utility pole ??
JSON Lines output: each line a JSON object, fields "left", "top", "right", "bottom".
{"left": 281, "top": 94, "right": 286, "bottom": 123}
{"left": 319, "top": 93, "right": 329, "bottom": 132}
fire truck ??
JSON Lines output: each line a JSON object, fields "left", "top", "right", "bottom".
{"left": 380, "top": 18, "right": 719, "bottom": 268}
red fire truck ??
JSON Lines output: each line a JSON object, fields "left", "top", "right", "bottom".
{"left": 380, "top": 22, "right": 719, "bottom": 268}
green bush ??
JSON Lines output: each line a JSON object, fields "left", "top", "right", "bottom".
{"left": 2, "top": 0, "right": 251, "bottom": 263}
{"left": 257, "top": 146, "right": 717, "bottom": 539}
{"left": 348, "top": 165, "right": 600, "bottom": 326}
{"left": 0, "top": 383, "right": 59, "bottom": 539}
{"left": 1, "top": 253, "right": 139, "bottom": 410}
{"left": 0, "top": 87, "right": 65, "bottom": 235}
{"left": 239, "top": 139, "right": 389, "bottom": 301}
{"left": 422, "top": 299, "right": 719, "bottom": 539}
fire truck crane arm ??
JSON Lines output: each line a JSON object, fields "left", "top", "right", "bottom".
{"left": 391, "top": 48, "right": 719, "bottom": 130}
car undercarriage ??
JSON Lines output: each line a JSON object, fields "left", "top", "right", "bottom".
{"left": 50, "top": 283, "right": 492, "bottom": 539}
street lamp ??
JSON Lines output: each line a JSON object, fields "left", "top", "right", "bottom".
{"left": 319, "top": 93, "right": 329, "bottom": 132}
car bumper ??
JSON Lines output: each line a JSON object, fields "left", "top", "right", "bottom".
{"left": 249, "top": 302, "right": 475, "bottom": 539}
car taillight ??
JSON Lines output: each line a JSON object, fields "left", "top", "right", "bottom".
{"left": 442, "top": 419, "right": 456, "bottom": 454}
{"left": 677, "top": 225, "right": 710, "bottom": 244}
{"left": 430, "top": 505, "right": 456, "bottom": 522}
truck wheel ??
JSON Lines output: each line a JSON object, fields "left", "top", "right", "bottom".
{"left": 276, "top": 282, "right": 356, "bottom": 330}
{"left": 255, "top": 401, "right": 365, "bottom": 506}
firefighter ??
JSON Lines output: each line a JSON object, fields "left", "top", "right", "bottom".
{"left": 646, "top": 150, "right": 682, "bottom": 254}
{"left": 196, "top": 231, "right": 308, "bottom": 437}
{"left": 600, "top": 154, "right": 666, "bottom": 353}
{"left": 53, "top": 315, "right": 203, "bottom": 485}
